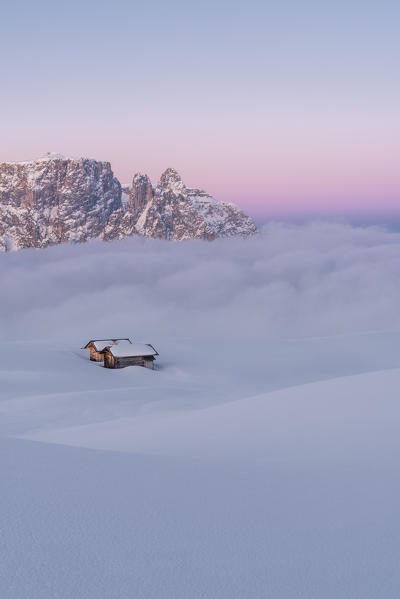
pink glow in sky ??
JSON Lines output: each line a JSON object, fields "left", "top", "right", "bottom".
{"left": 2, "top": 0, "right": 399, "bottom": 219}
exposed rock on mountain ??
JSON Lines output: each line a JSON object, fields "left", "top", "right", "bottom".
{"left": 129, "top": 173, "right": 153, "bottom": 215}
{"left": 134, "top": 168, "right": 258, "bottom": 241}
{"left": 0, "top": 155, "right": 257, "bottom": 251}
{"left": 0, "top": 155, "right": 124, "bottom": 251}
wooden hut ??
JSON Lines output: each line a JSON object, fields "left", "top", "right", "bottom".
{"left": 101, "top": 343, "right": 159, "bottom": 369}
{"left": 82, "top": 338, "right": 132, "bottom": 362}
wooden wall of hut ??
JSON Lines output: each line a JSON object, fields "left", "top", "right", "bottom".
{"left": 104, "top": 353, "right": 116, "bottom": 368}
{"left": 103, "top": 353, "right": 155, "bottom": 369}
{"left": 90, "top": 347, "right": 104, "bottom": 362}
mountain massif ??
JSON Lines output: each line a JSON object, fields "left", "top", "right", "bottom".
{"left": 0, "top": 155, "right": 257, "bottom": 251}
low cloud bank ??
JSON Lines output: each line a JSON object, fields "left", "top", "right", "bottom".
{"left": 1, "top": 222, "right": 400, "bottom": 342}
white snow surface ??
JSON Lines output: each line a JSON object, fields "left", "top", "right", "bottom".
{"left": 5, "top": 152, "right": 99, "bottom": 165}
{"left": 1, "top": 222, "right": 400, "bottom": 598}
{"left": 107, "top": 342, "right": 157, "bottom": 357}
{"left": 89, "top": 338, "right": 115, "bottom": 351}
{"left": 89, "top": 338, "right": 132, "bottom": 351}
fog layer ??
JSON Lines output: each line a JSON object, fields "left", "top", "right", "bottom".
{"left": 1, "top": 222, "right": 400, "bottom": 342}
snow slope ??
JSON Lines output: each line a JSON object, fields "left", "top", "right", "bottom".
{"left": 2, "top": 362, "right": 400, "bottom": 599}
{"left": 23, "top": 367, "right": 400, "bottom": 465}
{"left": 1, "top": 223, "right": 400, "bottom": 598}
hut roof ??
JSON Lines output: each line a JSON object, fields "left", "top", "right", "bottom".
{"left": 104, "top": 343, "right": 158, "bottom": 358}
{"left": 83, "top": 338, "right": 132, "bottom": 351}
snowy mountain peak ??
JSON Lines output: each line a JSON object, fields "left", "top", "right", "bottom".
{"left": 132, "top": 172, "right": 149, "bottom": 184}
{"left": 135, "top": 170, "right": 258, "bottom": 241}
{"left": 159, "top": 168, "right": 183, "bottom": 187}
{"left": 0, "top": 156, "right": 123, "bottom": 251}
{"left": 0, "top": 156, "right": 257, "bottom": 251}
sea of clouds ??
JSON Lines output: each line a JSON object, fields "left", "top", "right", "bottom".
{"left": 1, "top": 221, "right": 400, "bottom": 342}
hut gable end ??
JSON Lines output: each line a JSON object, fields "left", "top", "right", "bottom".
{"left": 82, "top": 338, "right": 132, "bottom": 362}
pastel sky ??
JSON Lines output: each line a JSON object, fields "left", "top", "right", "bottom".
{"left": 1, "top": 0, "right": 399, "bottom": 219}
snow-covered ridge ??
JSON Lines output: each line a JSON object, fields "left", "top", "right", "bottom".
{"left": 0, "top": 156, "right": 257, "bottom": 251}
{"left": 4, "top": 152, "right": 106, "bottom": 165}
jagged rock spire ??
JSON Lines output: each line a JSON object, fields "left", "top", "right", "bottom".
{"left": 129, "top": 173, "right": 153, "bottom": 216}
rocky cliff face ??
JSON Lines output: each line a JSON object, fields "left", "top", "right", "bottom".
{"left": 0, "top": 155, "right": 257, "bottom": 251}
{"left": 0, "top": 155, "right": 125, "bottom": 251}
{"left": 134, "top": 168, "right": 258, "bottom": 241}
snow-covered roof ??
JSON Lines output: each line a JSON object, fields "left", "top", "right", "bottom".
{"left": 105, "top": 343, "right": 158, "bottom": 358}
{"left": 84, "top": 338, "right": 132, "bottom": 351}
{"left": 91, "top": 339, "right": 115, "bottom": 351}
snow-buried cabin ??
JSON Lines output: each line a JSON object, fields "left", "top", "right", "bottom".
{"left": 101, "top": 343, "right": 158, "bottom": 369}
{"left": 82, "top": 338, "right": 158, "bottom": 369}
